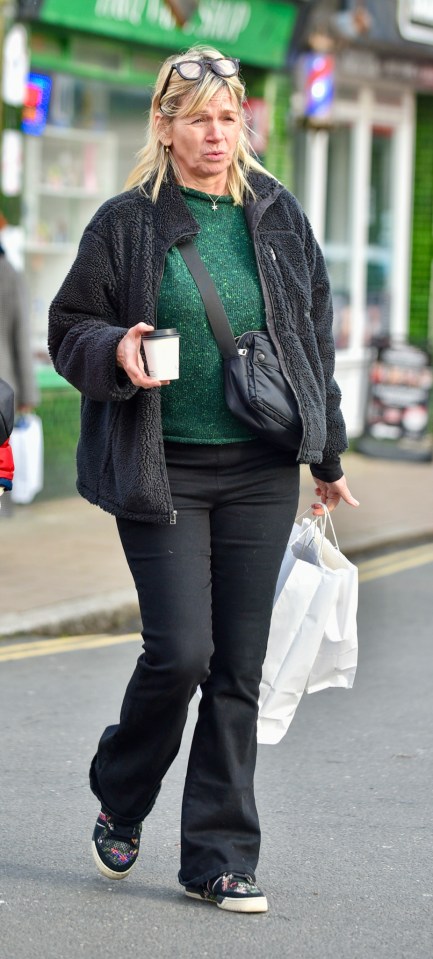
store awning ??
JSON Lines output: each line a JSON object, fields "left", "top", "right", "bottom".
{"left": 20, "top": 0, "right": 299, "bottom": 69}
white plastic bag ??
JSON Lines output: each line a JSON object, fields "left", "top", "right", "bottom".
{"left": 10, "top": 413, "right": 44, "bottom": 504}
{"left": 258, "top": 509, "right": 358, "bottom": 745}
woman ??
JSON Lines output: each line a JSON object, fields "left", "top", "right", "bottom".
{"left": 48, "top": 46, "right": 359, "bottom": 914}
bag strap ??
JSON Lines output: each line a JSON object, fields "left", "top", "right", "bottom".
{"left": 177, "top": 240, "right": 238, "bottom": 360}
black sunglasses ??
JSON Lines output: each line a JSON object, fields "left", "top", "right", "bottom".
{"left": 159, "top": 57, "right": 240, "bottom": 105}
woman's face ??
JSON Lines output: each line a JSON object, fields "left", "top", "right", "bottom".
{"left": 163, "top": 89, "right": 241, "bottom": 192}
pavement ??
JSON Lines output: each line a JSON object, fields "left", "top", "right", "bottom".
{"left": 1, "top": 450, "right": 432, "bottom": 639}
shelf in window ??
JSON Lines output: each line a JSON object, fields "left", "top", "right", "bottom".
{"left": 25, "top": 241, "right": 78, "bottom": 254}
{"left": 38, "top": 184, "right": 105, "bottom": 198}
{"left": 42, "top": 125, "right": 116, "bottom": 144}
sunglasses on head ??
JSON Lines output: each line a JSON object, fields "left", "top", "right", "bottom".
{"left": 159, "top": 57, "right": 240, "bottom": 105}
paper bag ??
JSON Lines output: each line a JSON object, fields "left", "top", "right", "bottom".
{"left": 258, "top": 520, "right": 340, "bottom": 744}
{"left": 304, "top": 519, "right": 358, "bottom": 693}
{"left": 258, "top": 512, "right": 358, "bottom": 745}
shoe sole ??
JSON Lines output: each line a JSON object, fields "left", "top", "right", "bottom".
{"left": 91, "top": 840, "right": 136, "bottom": 881}
{"left": 185, "top": 890, "right": 268, "bottom": 913}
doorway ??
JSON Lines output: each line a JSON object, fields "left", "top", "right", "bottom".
{"left": 294, "top": 85, "right": 414, "bottom": 433}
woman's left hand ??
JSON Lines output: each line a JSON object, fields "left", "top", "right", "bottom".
{"left": 311, "top": 475, "right": 360, "bottom": 515}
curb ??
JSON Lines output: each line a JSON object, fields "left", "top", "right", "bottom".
{"left": 3, "top": 529, "right": 433, "bottom": 641}
{"left": 0, "top": 589, "right": 139, "bottom": 641}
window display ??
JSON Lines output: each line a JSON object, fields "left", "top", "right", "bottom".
{"left": 23, "top": 73, "right": 152, "bottom": 360}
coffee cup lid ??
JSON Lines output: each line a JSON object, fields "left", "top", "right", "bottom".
{"left": 142, "top": 328, "right": 178, "bottom": 338}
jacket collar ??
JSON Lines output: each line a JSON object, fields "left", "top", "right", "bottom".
{"left": 150, "top": 173, "right": 200, "bottom": 248}
{"left": 142, "top": 167, "right": 285, "bottom": 248}
{"left": 243, "top": 170, "right": 285, "bottom": 235}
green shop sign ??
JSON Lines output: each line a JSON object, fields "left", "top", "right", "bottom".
{"left": 32, "top": 0, "right": 297, "bottom": 68}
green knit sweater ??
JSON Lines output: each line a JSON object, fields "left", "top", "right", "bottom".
{"left": 157, "top": 187, "right": 267, "bottom": 443}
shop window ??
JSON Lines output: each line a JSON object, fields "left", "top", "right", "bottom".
{"left": 324, "top": 125, "right": 353, "bottom": 350}
{"left": 23, "top": 75, "right": 152, "bottom": 358}
{"left": 336, "top": 85, "right": 359, "bottom": 102}
{"left": 45, "top": 74, "right": 151, "bottom": 189}
{"left": 374, "top": 90, "right": 404, "bottom": 108}
{"left": 365, "top": 127, "right": 394, "bottom": 346}
{"left": 71, "top": 39, "right": 124, "bottom": 74}
{"left": 107, "top": 86, "right": 151, "bottom": 186}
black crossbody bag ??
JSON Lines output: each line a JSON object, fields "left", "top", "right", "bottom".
{"left": 177, "top": 240, "right": 303, "bottom": 452}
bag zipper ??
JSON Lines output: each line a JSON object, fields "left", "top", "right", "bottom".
{"left": 235, "top": 330, "right": 264, "bottom": 356}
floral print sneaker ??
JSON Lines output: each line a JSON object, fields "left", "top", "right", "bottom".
{"left": 185, "top": 872, "right": 268, "bottom": 913}
{"left": 91, "top": 811, "right": 142, "bottom": 880}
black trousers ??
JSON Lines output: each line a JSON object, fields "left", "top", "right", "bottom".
{"left": 89, "top": 440, "right": 299, "bottom": 886}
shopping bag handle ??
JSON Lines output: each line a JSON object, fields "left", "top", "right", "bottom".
{"left": 293, "top": 505, "right": 340, "bottom": 558}
{"left": 316, "top": 504, "right": 339, "bottom": 553}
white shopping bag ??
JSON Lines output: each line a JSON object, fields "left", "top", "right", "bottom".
{"left": 10, "top": 413, "right": 44, "bottom": 504}
{"left": 304, "top": 517, "right": 358, "bottom": 694}
{"left": 258, "top": 519, "right": 340, "bottom": 745}
{"left": 257, "top": 509, "right": 358, "bottom": 745}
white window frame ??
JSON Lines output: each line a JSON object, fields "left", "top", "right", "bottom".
{"left": 301, "top": 86, "right": 415, "bottom": 358}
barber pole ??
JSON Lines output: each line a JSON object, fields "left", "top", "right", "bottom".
{"left": 302, "top": 53, "right": 335, "bottom": 120}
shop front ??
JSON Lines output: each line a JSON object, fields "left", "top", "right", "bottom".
{"left": 290, "top": 0, "right": 433, "bottom": 438}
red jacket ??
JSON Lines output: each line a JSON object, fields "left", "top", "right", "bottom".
{"left": 0, "top": 438, "right": 14, "bottom": 489}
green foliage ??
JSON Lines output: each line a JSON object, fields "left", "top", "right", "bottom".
{"left": 34, "top": 387, "right": 80, "bottom": 500}
{"left": 410, "top": 95, "right": 433, "bottom": 346}
{"left": 263, "top": 73, "right": 293, "bottom": 189}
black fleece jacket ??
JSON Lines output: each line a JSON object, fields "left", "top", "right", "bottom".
{"left": 48, "top": 170, "right": 347, "bottom": 524}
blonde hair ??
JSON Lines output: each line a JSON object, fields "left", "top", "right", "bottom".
{"left": 124, "top": 45, "right": 273, "bottom": 204}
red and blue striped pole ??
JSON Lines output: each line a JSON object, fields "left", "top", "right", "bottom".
{"left": 303, "top": 54, "right": 335, "bottom": 120}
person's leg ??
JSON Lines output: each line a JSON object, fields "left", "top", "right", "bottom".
{"left": 179, "top": 443, "right": 299, "bottom": 888}
{"left": 90, "top": 507, "right": 214, "bottom": 825}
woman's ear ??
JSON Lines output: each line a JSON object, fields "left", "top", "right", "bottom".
{"left": 154, "top": 112, "right": 172, "bottom": 147}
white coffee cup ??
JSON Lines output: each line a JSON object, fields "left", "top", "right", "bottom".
{"left": 141, "top": 328, "right": 180, "bottom": 380}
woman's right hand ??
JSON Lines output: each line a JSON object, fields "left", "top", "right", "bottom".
{"left": 116, "top": 322, "right": 170, "bottom": 389}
